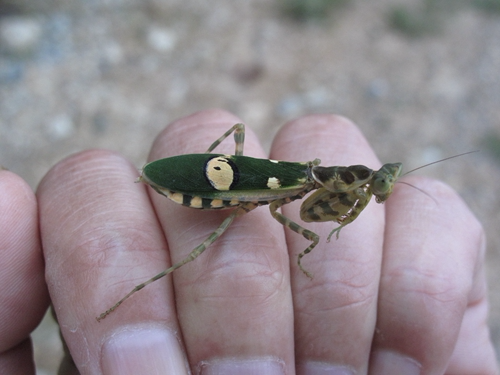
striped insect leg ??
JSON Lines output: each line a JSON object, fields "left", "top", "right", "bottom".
{"left": 269, "top": 198, "right": 319, "bottom": 278}
{"left": 97, "top": 203, "right": 258, "bottom": 321}
{"left": 205, "top": 123, "right": 245, "bottom": 156}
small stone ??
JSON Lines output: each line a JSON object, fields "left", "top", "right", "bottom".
{"left": 367, "top": 78, "right": 390, "bottom": 99}
{"left": 0, "top": 16, "right": 43, "bottom": 54}
{"left": 0, "top": 61, "right": 23, "bottom": 83}
{"left": 46, "top": 114, "right": 75, "bottom": 141}
{"left": 146, "top": 26, "right": 177, "bottom": 52}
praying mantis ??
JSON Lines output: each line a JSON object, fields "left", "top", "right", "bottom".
{"left": 97, "top": 123, "right": 475, "bottom": 321}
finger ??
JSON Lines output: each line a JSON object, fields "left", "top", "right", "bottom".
{"left": 370, "top": 176, "right": 498, "bottom": 374}
{"left": 270, "top": 115, "right": 384, "bottom": 373}
{"left": 447, "top": 284, "right": 498, "bottom": 374}
{"left": 0, "top": 170, "right": 49, "bottom": 374}
{"left": 147, "top": 109, "right": 294, "bottom": 373}
{"left": 37, "top": 151, "right": 188, "bottom": 374}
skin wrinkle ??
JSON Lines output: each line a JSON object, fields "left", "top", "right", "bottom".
{"left": 214, "top": 245, "right": 283, "bottom": 272}
{"left": 383, "top": 265, "right": 470, "bottom": 306}
{"left": 44, "top": 191, "right": 163, "bottom": 274}
{"left": 389, "top": 287, "right": 467, "bottom": 317}
{"left": 74, "top": 229, "right": 160, "bottom": 267}
{"left": 306, "top": 295, "right": 378, "bottom": 317}
{"left": 61, "top": 151, "right": 137, "bottom": 183}
{"left": 295, "top": 252, "right": 380, "bottom": 315}
{"left": 303, "top": 264, "right": 379, "bottom": 291}
{"left": 206, "top": 245, "right": 286, "bottom": 275}
{"left": 40, "top": 177, "right": 139, "bottom": 234}
{"left": 1, "top": 231, "right": 39, "bottom": 278}
{"left": 197, "top": 285, "right": 282, "bottom": 303}
{"left": 2, "top": 217, "right": 35, "bottom": 253}
{"left": 48, "top": 221, "right": 161, "bottom": 274}
{"left": 57, "top": 169, "right": 127, "bottom": 196}
{"left": 46, "top": 154, "right": 131, "bottom": 199}
{"left": 185, "top": 240, "right": 288, "bottom": 301}
{"left": 195, "top": 274, "right": 285, "bottom": 308}
{"left": 299, "top": 250, "right": 380, "bottom": 287}
{"left": 0, "top": 177, "right": 34, "bottom": 208}
{"left": 56, "top": 207, "right": 156, "bottom": 253}
{"left": 300, "top": 280, "right": 378, "bottom": 313}
{"left": 384, "top": 250, "right": 477, "bottom": 308}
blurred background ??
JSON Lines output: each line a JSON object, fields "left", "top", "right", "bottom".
{"left": 0, "top": 0, "right": 499, "bottom": 372}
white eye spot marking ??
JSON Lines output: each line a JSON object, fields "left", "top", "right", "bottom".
{"left": 267, "top": 177, "right": 281, "bottom": 189}
{"left": 205, "top": 157, "right": 235, "bottom": 191}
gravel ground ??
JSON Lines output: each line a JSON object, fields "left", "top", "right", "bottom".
{"left": 1, "top": 0, "right": 499, "bottom": 373}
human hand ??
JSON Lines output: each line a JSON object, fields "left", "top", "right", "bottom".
{"left": 15, "top": 109, "right": 497, "bottom": 374}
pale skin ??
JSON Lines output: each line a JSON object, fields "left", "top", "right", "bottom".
{"left": 0, "top": 109, "right": 498, "bottom": 374}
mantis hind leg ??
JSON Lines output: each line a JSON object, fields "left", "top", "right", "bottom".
{"left": 97, "top": 202, "right": 258, "bottom": 321}
{"left": 269, "top": 198, "right": 319, "bottom": 278}
{"left": 205, "top": 123, "right": 245, "bottom": 156}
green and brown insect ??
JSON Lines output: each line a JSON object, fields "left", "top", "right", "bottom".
{"left": 97, "top": 123, "right": 474, "bottom": 321}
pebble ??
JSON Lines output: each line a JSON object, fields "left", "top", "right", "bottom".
{"left": 0, "top": 16, "right": 43, "bottom": 55}
{"left": 46, "top": 113, "right": 75, "bottom": 141}
{"left": 146, "top": 26, "right": 177, "bottom": 52}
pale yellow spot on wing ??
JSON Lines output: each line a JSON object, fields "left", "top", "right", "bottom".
{"left": 267, "top": 177, "right": 281, "bottom": 189}
{"left": 230, "top": 198, "right": 240, "bottom": 206}
{"left": 190, "top": 196, "right": 203, "bottom": 208}
{"left": 269, "top": 159, "right": 279, "bottom": 163}
{"left": 211, "top": 199, "right": 224, "bottom": 208}
{"left": 170, "top": 192, "right": 184, "bottom": 205}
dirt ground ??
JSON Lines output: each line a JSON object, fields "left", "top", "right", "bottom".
{"left": 1, "top": 0, "right": 499, "bottom": 373}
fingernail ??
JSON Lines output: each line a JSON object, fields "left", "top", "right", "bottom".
{"left": 370, "top": 350, "right": 421, "bottom": 375}
{"left": 298, "top": 361, "right": 354, "bottom": 375}
{"left": 200, "top": 358, "right": 285, "bottom": 375}
{"left": 101, "top": 327, "right": 188, "bottom": 375}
